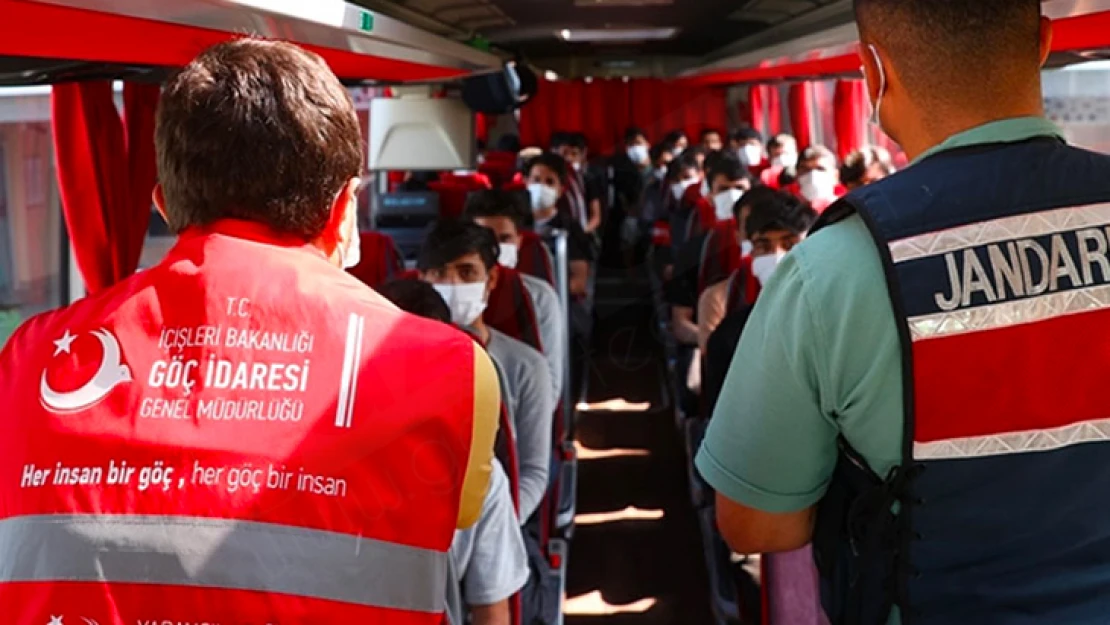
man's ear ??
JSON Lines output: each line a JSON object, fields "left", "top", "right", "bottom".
{"left": 152, "top": 185, "right": 169, "bottom": 226}
{"left": 1039, "top": 16, "right": 1054, "bottom": 68}
{"left": 324, "top": 177, "right": 361, "bottom": 253}
{"left": 488, "top": 265, "right": 500, "bottom": 293}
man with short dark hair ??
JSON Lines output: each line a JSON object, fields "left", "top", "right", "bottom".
{"left": 730, "top": 127, "right": 766, "bottom": 175}
{"left": 0, "top": 39, "right": 500, "bottom": 623}
{"left": 790, "top": 145, "right": 841, "bottom": 212}
{"left": 464, "top": 191, "right": 567, "bottom": 402}
{"left": 699, "top": 2, "right": 1110, "bottom": 622}
{"left": 420, "top": 219, "right": 554, "bottom": 522}
{"left": 701, "top": 128, "right": 724, "bottom": 152}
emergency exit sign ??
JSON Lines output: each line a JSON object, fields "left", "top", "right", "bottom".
{"left": 359, "top": 10, "right": 374, "bottom": 32}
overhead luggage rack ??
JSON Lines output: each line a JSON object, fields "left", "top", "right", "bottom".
{"left": 0, "top": 0, "right": 503, "bottom": 84}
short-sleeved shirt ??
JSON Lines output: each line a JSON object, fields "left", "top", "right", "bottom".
{"left": 536, "top": 210, "right": 596, "bottom": 264}
{"left": 447, "top": 460, "right": 530, "bottom": 623}
{"left": 696, "top": 117, "right": 1067, "bottom": 513}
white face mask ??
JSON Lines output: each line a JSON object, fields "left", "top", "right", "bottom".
{"left": 653, "top": 167, "right": 667, "bottom": 181}
{"left": 752, "top": 251, "right": 786, "bottom": 285}
{"left": 571, "top": 161, "right": 583, "bottom": 173}
{"left": 798, "top": 170, "right": 837, "bottom": 202}
{"left": 432, "top": 282, "right": 488, "bottom": 328}
{"left": 713, "top": 188, "right": 744, "bottom": 222}
{"left": 627, "top": 144, "right": 650, "bottom": 165}
{"left": 498, "top": 242, "right": 519, "bottom": 269}
{"left": 672, "top": 145, "right": 685, "bottom": 157}
{"left": 738, "top": 144, "right": 763, "bottom": 168}
{"left": 670, "top": 177, "right": 699, "bottom": 201}
{"left": 864, "top": 44, "right": 887, "bottom": 130}
{"left": 528, "top": 183, "right": 559, "bottom": 211}
{"left": 740, "top": 239, "right": 754, "bottom": 257}
{"left": 336, "top": 193, "right": 361, "bottom": 269}
{"left": 700, "top": 180, "right": 711, "bottom": 198}
{"left": 772, "top": 151, "right": 798, "bottom": 169}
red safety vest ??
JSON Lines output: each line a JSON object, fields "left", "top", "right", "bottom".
{"left": 0, "top": 220, "right": 476, "bottom": 625}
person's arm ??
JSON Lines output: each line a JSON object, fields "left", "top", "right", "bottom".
{"left": 514, "top": 349, "right": 555, "bottom": 520}
{"left": 586, "top": 198, "right": 602, "bottom": 233}
{"left": 458, "top": 346, "right": 501, "bottom": 529}
{"left": 570, "top": 260, "right": 590, "bottom": 298}
{"left": 697, "top": 282, "right": 728, "bottom": 354}
{"left": 671, "top": 305, "right": 699, "bottom": 346}
{"left": 462, "top": 462, "right": 530, "bottom": 616}
{"left": 694, "top": 254, "right": 839, "bottom": 554}
{"left": 471, "top": 601, "right": 510, "bottom": 625}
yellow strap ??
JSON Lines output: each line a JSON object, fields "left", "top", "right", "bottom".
{"left": 457, "top": 344, "right": 500, "bottom": 529}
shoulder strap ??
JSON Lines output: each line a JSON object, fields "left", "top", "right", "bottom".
{"left": 809, "top": 197, "right": 859, "bottom": 236}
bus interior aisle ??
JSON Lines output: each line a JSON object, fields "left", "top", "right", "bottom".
{"left": 567, "top": 263, "right": 713, "bottom": 625}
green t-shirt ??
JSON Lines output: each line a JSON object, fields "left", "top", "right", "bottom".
{"left": 695, "top": 117, "right": 1066, "bottom": 622}
{"left": 0, "top": 309, "right": 21, "bottom": 349}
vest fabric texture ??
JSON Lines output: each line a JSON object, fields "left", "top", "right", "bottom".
{"left": 813, "top": 138, "right": 1110, "bottom": 625}
{"left": 0, "top": 220, "right": 477, "bottom": 624}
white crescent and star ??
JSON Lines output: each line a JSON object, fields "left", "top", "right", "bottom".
{"left": 41, "top": 329, "right": 132, "bottom": 413}
{"left": 49, "top": 617, "right": 63, "bottom": 625}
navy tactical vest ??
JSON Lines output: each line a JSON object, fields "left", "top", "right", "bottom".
{"left": 812, "top": 135, "right": 1110, "bottom": 625}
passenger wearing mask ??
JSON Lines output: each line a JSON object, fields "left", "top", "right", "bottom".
{"left": 666, "top": 153, "right": 706, "bottom": 253}
{"left": 839, "top": 145, "right": 895, "bottom": 190}
{"left": 612, "top": 127, "right": 653, "bottom": 222}
{"left": 791, "top": 145, "right": 842, "bottom": 212}
{"left": 730, "top": 127, "right": 767, "bottom": 176}
{"left": 640, "top": 142, "right": 677, "bottom": 227}
{"left": 376, "top": 279, "right": 529, "bottom": 625}
{"left": 464, "top": 190, "right": 567, "bottom": 401}
{"left": 419, "top": 220, "right": 554, "bottom": 522}
{"left": 699, "top": 1, "right": 1110, "bottom": 623}
{"left": 552, "top": 132, "right": 602, "bottom": 234}
{"left": 701, "top": 128, "right": 725, "bottom": 152}
{"left": 524, "top": 153, "right": 596, "bottom": 299}
{"left": 761, "top": 134, "right": 798, "bottom": 189}
{"left": 665, "top": 129, "right": 690, "bottom": 157}
{"left": 668, "top": 155, "right": 751, "bottom": 350}
{"left": 0, "top": 39, "right": 501, "bottom": 623}
{"left": 698, "top": 190, "right": 815, "bottom": 381}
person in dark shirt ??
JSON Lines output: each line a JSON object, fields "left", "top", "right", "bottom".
{"left": 523, "top": 152, "right": 596, "bottom": 299}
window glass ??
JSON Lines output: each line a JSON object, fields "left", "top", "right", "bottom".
{"left": 1043, "top": 61, "right": 1110, "bottom": 154}
{"left": 0, "top": 87, "right": 63, "bottom": 347}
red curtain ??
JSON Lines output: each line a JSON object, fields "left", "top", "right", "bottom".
{"left": 833, "top": 79, "right": 869, "bottom": 160}
{"left": 52, "top": 81, "right": 158, "bottom": 294}
{"left": 518, "top": 78, "right": 729, "bottom": 153}
{"left": 788, "top": 82, "right": 814, "bottom": 150}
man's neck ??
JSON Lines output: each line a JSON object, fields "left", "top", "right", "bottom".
{"left": 471, "top": 320, "right": 490, "bottom": 345}
{"left": 901, "top": 92, "right": 1045, "bottom": 162}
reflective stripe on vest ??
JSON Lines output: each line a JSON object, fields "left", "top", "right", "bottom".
{"left": 0, "top": 514, "right": 447, "bottom": 613}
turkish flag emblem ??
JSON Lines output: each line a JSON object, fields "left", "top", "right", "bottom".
{"left": 40, "top": 328, "right": 132, "bottom": 413}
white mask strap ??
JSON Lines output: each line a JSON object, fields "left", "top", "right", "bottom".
{"left": 867, "top": 44, "right": 887, "bottom": 127}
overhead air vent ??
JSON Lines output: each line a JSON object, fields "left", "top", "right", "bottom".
{"left": 557, "top": 28, "right": 678, "bottom": 43}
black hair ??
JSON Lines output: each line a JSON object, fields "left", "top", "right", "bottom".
{"left": 743, "top": 189, "right": 817, "bottom": 237}
{"left": 495, "top": 133, "right": 521, "bottom": 153}
{"left": 567, "top": 132, "right": 588, "bottom": 150}
{"left": 463, "top": 189, "right": 529, "bottom": 232}
{"left": 707, "top": 153, "right": 748, "bottom": 185}
{"left": 700, "top": 128, "right": 723, "bottom": 140}
{"left": 731, "top": 127, "right": 762, "bottom": 143}
{"left": 624, "top": 127, "right": 647, "bottom": 144}
{"left": 376, "top": 279, "right": 451, "bottom": 324}
{"left": 666, "top": 152, "right": 701, "bottom": 181}
{"left": 664, "top": 129, "right": 687, "bottom": 144}
{"left": 550, "top": 131, "right": 572, "bottom": 150}
{"left": 418, "top": 218, "right": 500, "bottom": 272}
{"left": 840, "top": 147, "right": 895, "bottom": 187}
{"left": 854, "top": 0, "right": 1041, "bottom": 96}
{"left": 524, "top": 152, "right": 568, "bottom": 182}
{"left": 649, "top": 142, "right": 672, "bottom": 164}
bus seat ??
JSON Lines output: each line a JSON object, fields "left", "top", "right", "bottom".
{"left": 480, "top": 151, "right": 518, "bottom": 188}
{"left": 697, "top": 505, "right": 742, "bottom": 625}
{"left": 698, "top": 221, "right": 742, "bottom": 296}
{"left": 489, "top": 356, "right": 525, "bottom": 625}
{"left": 440, "top": 171, "right": 493, "bottom": 190}
{"left": 427, "top": 181, "right": 475, "bottom": 219}
{"left": 347, "top": 231, "right": 404, "bottom": 289}
{"left": 725, "top": 262, "right": 761, "bottom": 316}
{"left": 517, "top": 230, "right": 556, "bottom": 286}
{"left": 484, "top": 265, "right": 544, "bottom": 353}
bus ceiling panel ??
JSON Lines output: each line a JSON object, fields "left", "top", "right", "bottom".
{"left": 3, "top": 0, "right": 501, "bottom": 82}
{"left": 686, "top": 7, "right": 1110, "bottom": 86}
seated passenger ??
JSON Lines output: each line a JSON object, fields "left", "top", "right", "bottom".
{"left": 665, "top": 129, "right": 690, "bottom": 156}
{"left": 612, "top": 127, "right": 653, "bottom": 226}
{"left": 701, "top": 127, "right": 725, "bottom": 152}
{"left": 840, "top": 146, "right": 895, "bottom": 190}
{"left": 761, "top": 134, "right": 798, "bottom": 189}
{"left": 523, "top": 153, "right": 596, "bottom": 299}
{"left": 420, "top": 219, "right": 555, "bottom": 521}
{"left": 701, "top": 191, "right": 816, "bottom": 415}
{"left": 730, "top": 127, "right": 767, "bottom": 176}
{"left": 464, "top": 190, "right": 567, "bottom": 401}
{"left": 666, "top": 153, "right": 705, "bottom": 253}
{"left": 375, "top": 279, "right": 530, "bottom": 625}
{"left": 790, "top": 145, "right": 842, "bottom": 212}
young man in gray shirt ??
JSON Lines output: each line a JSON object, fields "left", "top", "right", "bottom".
{"left": 419, "top": 220, "right": 555, "bottom": 521}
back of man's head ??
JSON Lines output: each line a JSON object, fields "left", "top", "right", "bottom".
{"left": 855, "top": 0, "right": 1042, "bottom": 102}
{"left": 464, "top": 190, "right": 530, "bottom": 231}
{"left": 418, "top": 219, "right": 499, "bottom": 273}
{"left": 156, "top": 39, "right": 361, "bottom": 238}
{"left": 708, "top": 154, "right": 747, "bottom": 185}
{"left": 744, "top": 190, "right": 817, "bottom": 237}
{"left": 377, "top": 279, "right": 452, "bottom": 324}
{"left": 525, "top": 152, "right": 569, "bottom": 182}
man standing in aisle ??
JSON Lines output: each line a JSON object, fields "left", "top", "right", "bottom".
{"left": 0, "top": 39, "right": 499, "bottom": 624}
{"left": 698, "top": 1, "right": 1110, "bottom": 623}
